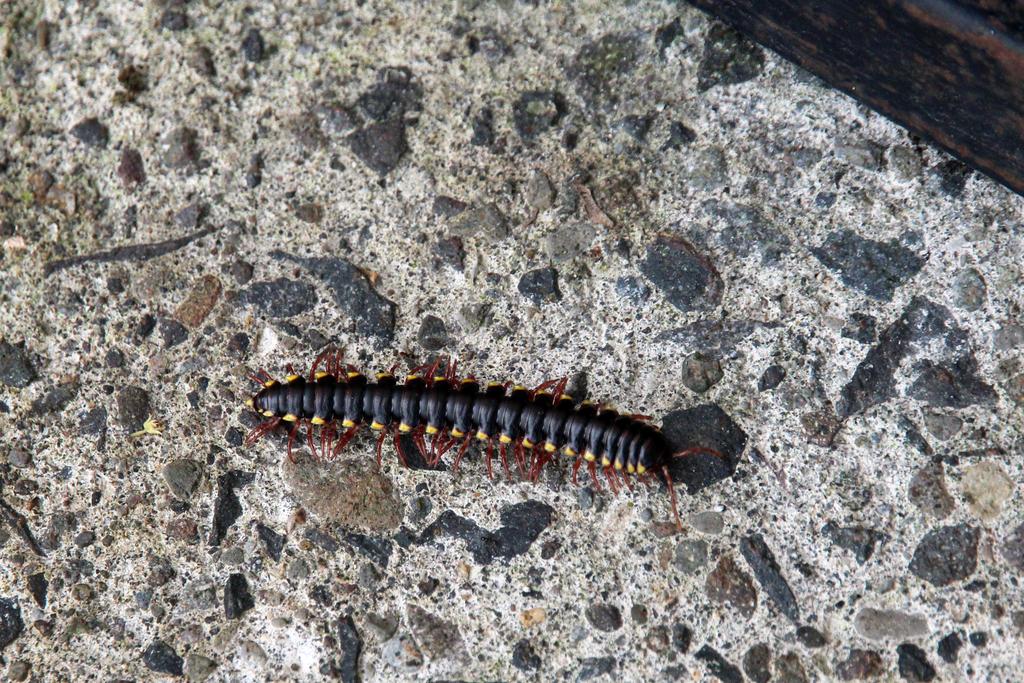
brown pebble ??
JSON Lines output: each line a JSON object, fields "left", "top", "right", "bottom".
{"left": 174, "top": 275, "right": 222, "bottom": 328}
{"left": 117, "top": 148, "right": 146, "bottom": 187}
{"left": 705, "top": 555, "right": 758, "bottom": 618}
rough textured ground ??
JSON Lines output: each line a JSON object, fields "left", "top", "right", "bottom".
{"left": 1, "top": 1, "right": 1023, "bottom": 681}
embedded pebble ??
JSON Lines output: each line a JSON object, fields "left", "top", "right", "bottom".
{"left": 70, "top": 117, "right": 109, "bottom": 148}
{"left": 0, "top": 342, "right": 36, "bottom": 388}
{"left": 697, "top": 23, "right": 764, "bottom": 91}
{"left": 854, "top": 608, "right": 930, "bottom": 641}
{"left": 810, "top": 230, "right": 925, "bottom": 301}
{"left": 908, "top": 461, "right": 955, "bottom": 519}
{"left": 584, "top": 602, "right": 623, "bottom": 632}
{"left": 959, "top": 461, "right": 1014, "bottom": 520}
{"left": 706, "top": 555, "right": 758, "bottom": 617}
{"left": 908, "top": 524, "right": 979, "bottom": 587}
{"left": 283, "top": 455, "right": 401, "bottom": 531}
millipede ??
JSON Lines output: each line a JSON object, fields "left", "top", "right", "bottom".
{"left": 244, "top": 349, "right": 724, "bottom": 529}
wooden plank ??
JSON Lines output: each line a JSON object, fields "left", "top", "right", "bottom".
{"left": 687, "top": 0, "right": 1024, "bottom": 196}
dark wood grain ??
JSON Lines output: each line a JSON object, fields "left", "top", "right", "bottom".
{"left": 687, "top": 0, "right": 1024, "bottom": 196}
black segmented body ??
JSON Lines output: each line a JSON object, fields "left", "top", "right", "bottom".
{"left": 251, "top": 371, "right": 671, "bottom": 475}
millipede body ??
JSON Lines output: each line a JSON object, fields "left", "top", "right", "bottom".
{"left": 245, "top": 350, "right": 719, "bottom": 528}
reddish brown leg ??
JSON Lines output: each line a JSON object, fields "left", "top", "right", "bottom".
{"left": 662, "top": 465, "right": 683, "bottom": 531}
{"left": 452, "top": 437, "right": 473, "bottom": 474}
{"left": 309, "top": 348, "right": 336, "bottom": 380}
{"left": 412, "top": 429, "right": 429, "bottom": 459}
{"left": 392, "top": 430, "right": 410, "bottom": 468}
{"left": 244, "top": 418, "right": 281, "bottom": 447}
{"left": 604, "top": 466, "right": 621, "bottom": 494}
{"left": 498, "top": 442, "right": 511, "bottom": 478}
{"left": 286, "top": 363, "right": 297, "bottom": 377}
{"left": 332, "top": 425, "right": 360, "bottom": 457}
{"left": 571, "top": 457, "right": 583, "bottom": 484}
{"left": 305, "top": 421, "right": 317, "bottom": 458}
{"left": 286, "top": 424, "right": 300, "bottom": 463}
{"left": 513, "top": 440, "right": 527, "bottom": 479}
{"left": 587, "top": 461, "right": 602, "bottom": 490}
{"left": 484, "top": 440, "right": 495, "bottom": 479}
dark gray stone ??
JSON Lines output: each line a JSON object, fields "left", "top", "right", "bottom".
{"left": 908, "top": 356, "right": 996, "bottom": 408}
{"left": 238, "top": 278, "right": 317, "bottom": 318}
{"left": 70, "top": 117, "right": 109, "bottom": 148}
{"left": 740, "top": 533, "right": 800, "bottom": 622}
{"left": 954, "top": 268, "right": 987, "bottom": 311}
{"left": 356, "top": 67, "right": 421, "bottom": 122}
{"left": 672, "top": 623, "right": 692, "bottom": 653}
{"left": 909, "top": 524, "right": 979, "bottom": 586}
{"left": 418, "top": 315, "right": 448, "bottom": 350}
{"left": 584, "top": 602, "right": 623, "bottom": 632}
{"left": 661, "top": 404, "right": 746, "bottom": 494}
{"left": 697, "top": 23, "right": 765, "bottom": 92}
{"left": 224, "top": 573, "right": 254, "bottom": 619}
{"left": 336, "top": 615, "right": 361, "bottom": 683}
{"left": 937, "top": 632, "right": 963, "bottom": 663}
{"left": 518, "top": 267, "right": 560, "bottom": 305}
{"left": 695, "top": 645, "right": 743, "bottom": 683}
{"left": 743, "top": 643, "right": 771, "bottom": 683}
{"left": 839, "top": 297, "right": 964, "bottom": 417}
{"left": 116, "top": 386, "right": 149, "bottom": 431}
{"left": 512, "top": 638, "right": 540, "bottom": 671}
{"left": 209, "top": 470, "right": 255, "bottom": 547}
{"left": 897, "top": 643, "right": 936, "bottom": 682}
{"left": 663, "top": 121, "right": 697, "bottom": 150}
{"left": 641, "top": 235, "right": 723, "bottom": 312}
{"left": 159, "top": 9, "right": 188, "bottom": 31}
{"left": 241, "top": 28, "right": 265, "bottom": 62}
{"left": 143, "top": 640, "right": 183, "bottom": 676}
{"left": 570, "top": 32, "right": 641, "bottom": 108}
{"left": 933, "top": 159, "right": 971, "bottom": 196}
{"left": 159, "top": 318, "right": 188, "bottom": 348}
{"left": 513, "top": 91, "right": 567, "bottom": 140}
{"left": 272, "top": 253, "right": 397, "bottom": 340}
{"left": 822, "top": 522, "right": 888, "bottom": 564}
{"left": 578, "top": 656, "right": 615, "bottom": 681}
{"left": 796, "top": 626, "right": 827, "bottom": 648}
{"left": 346, "top": 118, "right": 408, "bottom": 176}
{"left": 842, "top": 313, "right": 877, "bottom": 343}
{"left": 30, "top": 383, "right": 78, "bottom": 415}
{"left": 417, "top": 500, "right": 554, "bottom": 564}
{"left": 810, "top": 229, "right": 926, "bottom": 301}
{"left": 256, "top": 523, "right": 285, "bottom": 562}
{"left": 0, "top": 341, "right": 36, "bottom": 388}
{"left": 758, "top": 365, "right": 786, "bottom": 391}
{"left": 0, "top": 598, "right": 22, "bottom": 650}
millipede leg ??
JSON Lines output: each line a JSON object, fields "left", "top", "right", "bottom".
{"left": 498, "top": 442, "right": 511, "bottom": 478}
{"left": 571, "top": 458, "right": 583, "bottom": 484}
{"left": 587, "top": 461, "right": 601, "bottom": 491}
{"left": 412, "top": 429, "right": 429, "bottom": 460}
{"left": 286, "top": 424, "right": 300, "bottom": 463}
{"left": 452, "top": 437, "right": 472, "bottom": 475}
{"left": 604, "top": 467, "right": 621, "bottom": 494}
{"left": 484, "top": 440, "right": 494, "bottom": 479}
{"left": 305, "top": 421, "right": 317, "bottom": 458}
{"left": 393, "top": 430, "right": 411, "bottom": 468}
{"left": 244, "top": 417, "right": 281, "bottom": 447}
{"left": 332, "top": 425, "right": 360, "bottom": 457}
{"left": 662, "top": 465, "right": 683, "bottom": 532}
{"left": 513, "top": 441, "right": 527, "bottom": 479}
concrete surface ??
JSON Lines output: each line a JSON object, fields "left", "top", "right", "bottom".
{"left": 1, "top": 1, "right": 1022, "bottom": 681}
